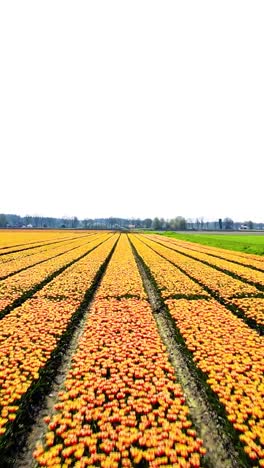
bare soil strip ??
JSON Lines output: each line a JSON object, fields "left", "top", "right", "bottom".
{"left": 1, "top": 236, "right": 120, "bottom": 468}
{"left": 131, "top": 240, "right": 248, "bottom": 468}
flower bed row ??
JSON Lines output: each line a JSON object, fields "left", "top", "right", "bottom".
{"left": 130, "top": 235, "right": 264, "bottom": 464}
{"left": 0, "top": 232, "right": 93, "bottom": 265}
{"left": 229, "top": 297, "right": 264, "bottom": 326}
{"left": 151, "top": 235, "right": 264, "bottom": 272}
{"left": 34, "top": 299, "right": 206, "bottom": 468}
{"left": 166, "top": 298, "right": 264, "bottom": 464}
{"left": 0, "top": 234, "right": 118, "bottom": 438}
{"left": 129, "top": 235, "right": 209, "bottom": 299}
{"left": 138, "top": 235, "right": 264, "bottom": 327}
{"left": 33, "top": 234, "right": 206, "bottom": 467}
{"left": 0, "top": 230, "right": 75, "bottom": 254}
{"left": 0, "top": 234, "right": 111, "bottom": 315}
{"left": 148, "top": 235, "right": 264, "bottom": 288}
{"left": 96, "top": 234, "right": 147, "bottom": 300}
{"left": 0, "top": 234, "right": 97, "bottom": 279}
{"left": 139, "top": 234, "right": 258, "bottom": 298}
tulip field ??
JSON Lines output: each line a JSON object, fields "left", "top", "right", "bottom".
{"left": 0, "top": 230, "right": 263, "bottom": 467}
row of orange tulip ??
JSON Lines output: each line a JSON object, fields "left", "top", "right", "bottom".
{"left": 0, "top": 230, "right": 75, "bottom": 253}
{"left": 1, "top": 230, "right": 261, "bottom": 464}
{"left": 0, "top": 234, "right": 97, "bottom": 279}
{"left": 150, "top": 234, "right": 264, "bottom": 271}
{"left": 148, "top": 235, "right": 264, "bottom": 287}
{"left": 230, "top": 297, "right": 264, "bottom": 326}
{"left": 129, "top": 235, "right": 209, "bottom": 299}
{"left": 34, "top": 299, "right": 206, "bottom": 468}
{"left": 140, "top": 235, "right": 264, "bottom": 326}
{"left": 0, "top": 232, "right": 93, "bottom": 265}
{"left": 166, "top": 298, "right": 264, "bottom": 464}
{"left": 0, "top": 235, "right": 118, "bottom": 436}
{"left": 96, "top": 235, "right": 147, "bottom": 300}
{"left": 0, "top": 234, "right": 111, "bottom": 315}
{"left": 141, "top": 236, "right": 258, "bottom": 299}
{"left": 130, "top": 234, "right": 264, "bottom": 463}
{"left": 34, "top": 235, "right": 205, "bottom": 468}
{"left": 34, "top": 234, "right": 206, "bottom": 467}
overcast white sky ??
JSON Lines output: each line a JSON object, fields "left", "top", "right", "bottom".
{"left": 0, "top": 1, "right": 263, "bottom": 222}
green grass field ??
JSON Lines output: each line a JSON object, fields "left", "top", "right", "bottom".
{"left": 156, "top": 232, "right": 264, "bottom": 256}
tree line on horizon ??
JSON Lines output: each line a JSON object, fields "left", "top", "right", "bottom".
{"left": 0, "top": 214, "right": 262, "bottom": 230}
